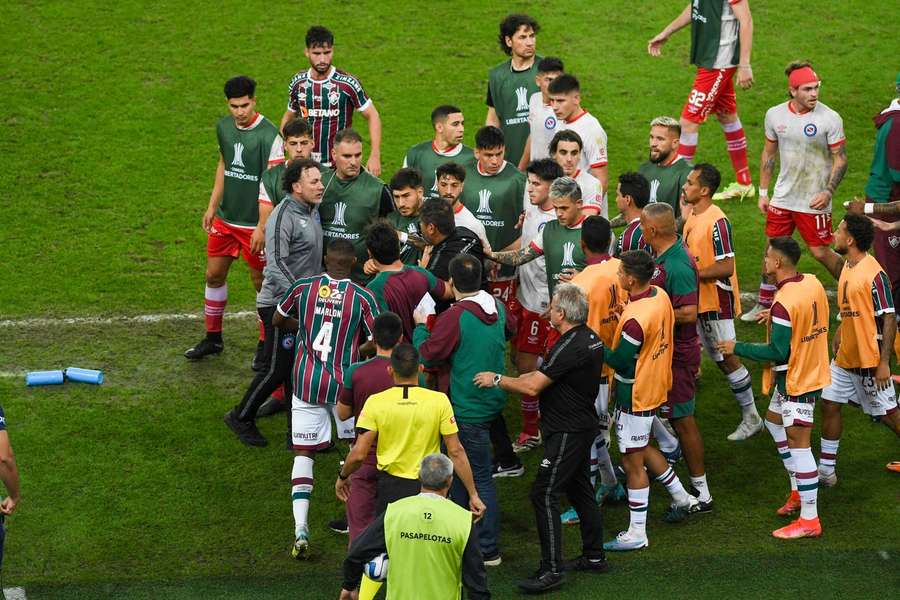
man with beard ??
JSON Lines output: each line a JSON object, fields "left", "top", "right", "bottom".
{"left": 639, "top": 116, "right": 694, "bottom": 214}
{"left": 281, "top": 26, "right": 383, "bottom": 175}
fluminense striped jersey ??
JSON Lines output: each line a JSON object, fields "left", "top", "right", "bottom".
{"left": 277, "top": 274, "right": 379, "bottom": 406}
{"left": 616, "top": 218, "right": 648, "bottom": 256}
{"left": 286, "top": 66, "right": 371, "bottom": 164}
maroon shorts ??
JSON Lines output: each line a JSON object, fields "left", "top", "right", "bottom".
{"left": 658, "top": 363, "right": 698, "bottom": 419}
{"left": 207, "top": 217, "right": 265, "bottom": 270}
{"left": 346, "top": 460, "right": 379, "bottom": 542}
{"left": 681, "top": 67, "right": 738, "bottom": 124}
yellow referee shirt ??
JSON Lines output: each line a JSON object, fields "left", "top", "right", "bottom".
{"left": 356, "top": 385, "right": 459, "bottom": 479}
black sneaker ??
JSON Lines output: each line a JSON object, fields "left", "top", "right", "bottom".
{"left": 223, "top": 410, "right": 268, "bottom": 447}
{"left": 256, "top": 396, "right": 287, "bottom": 418}
{"left": 184, "top": 337, "right": 224, "bottom": 359}
{"left": 563, "top": 555, "right": 610, "bottom": 573}
{"left": 491, "top": 463, "right": 525, "bottom": 478}
{"left": 517, "top": 569, "right": 565, "bottom": 594}
{"left": 689, "top": 486, "right": 714, "bottom": 514}
{"left": 251, "top": 341, "right": 267, "bottom": 372}
{"left": 328, "top": 517, "right": 349, "bottom": 534}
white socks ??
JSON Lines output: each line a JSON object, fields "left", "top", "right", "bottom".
{"left": 291, "top": 455, "right": 314, "bottom": 536}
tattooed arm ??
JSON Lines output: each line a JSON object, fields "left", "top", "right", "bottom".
{"left": 488, "top": 244, "right": 540, "bottom": 267}
{"left": 811, "top": 144, "right": 848, "bottom": 210}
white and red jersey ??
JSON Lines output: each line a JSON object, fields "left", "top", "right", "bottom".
{"left": 764, "top": 100, "right": 845, "bottom": 214}
{"left": 527, "top": 92, "right": 560, "bottom": 161}
{"left": 558, "top": 110, "right": 608, "bottom": 174}
{"left": 573, "top": 169, "right": 604, "bottom": 217}
{"left": 516, "top": 201, "right": 557, "bottom": 313}
{"left": 453, "top": 202, "right": 492, "bottom": 254}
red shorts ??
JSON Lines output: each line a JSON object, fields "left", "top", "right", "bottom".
{"left": 207, "top": 217, "right": 265, "bottom": 271}
{"left": 765, "top": 206, "right": 833, "bottom": 246}
{"left": 513, "top": 305, "right": 552, "bottom": 354}
{"left": 681, "top": 67, "right": 738, "bottom": 124}
{"left": 487, "top": 280, "right": 517, "bottom": 309}
{"left": 543, "top": 327, "right": 561, "bottom": 360}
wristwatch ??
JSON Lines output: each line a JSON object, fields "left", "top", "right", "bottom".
{"left": 492, "top": 373, "right": 503, "bottom": 388}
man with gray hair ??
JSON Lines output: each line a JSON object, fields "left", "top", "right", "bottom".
{"left": 475, "top": 283, "right": 608, "bottom": 593}
{"left": 639, "top": 116, "right": 694, "bottom": 212}
{"left": 340, "top": 453, "right": 490, "bottom": 600}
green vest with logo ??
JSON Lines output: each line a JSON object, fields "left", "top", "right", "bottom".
{"left": 387, "top": 211, "right": 422, "bottom": 265}
{"left": 638, "top": 158, "right": 693, "bottom": 213}
{"left": 541, "top": 220, "right": 587, "bottom": 297}
{"left": 320, "top": 168, "right": 386, "bottom": 282}
{"left": 487, "top": 57, "right": 542, "bottom": 164}
{"left": 383, "top": 494, "right": 472, "bottom": 600}
{"left": 405, "top": 142, "right": 475, "bottom": 194}
{"left": 216, "top": 115, "right": 280, "bottom": 226}
{"left": 461, "top": 163, "right": 526, "bottom": 279}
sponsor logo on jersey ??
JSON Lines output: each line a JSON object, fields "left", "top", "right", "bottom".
{"left": 308, "top": 108, "right": 341, "bottom": 118}
{"left": 562, "top": 241, "right": 576, "bottom": 267}
{"left": 544, "top": 115, "right": 557, "bottom": 130}
{"left": 333, "top": 202, "right": 348, "bottom": 227}
{"left": 318, "top": 285, "right": 332, "bottom": 298}
{"left": 232, "top": 142, "right": 245, "bottom": 168}
{"left": 477, "top": 189, "right": 492, "bottom": 214}
{"left": 649, "top": 179, "right": 660, "bottom": 203}
{"left": 515, "top": 87, "right": 529, "bottom": 112}
{"left": 803, "top": 123, "right": 818, "bottom": 137}
{"left": 540, "top": 458, "right": 551, "bottom": 468}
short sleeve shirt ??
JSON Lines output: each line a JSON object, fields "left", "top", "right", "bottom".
{"left": 764, "top": 100, "right": 846, "bottom": 214}
{"left": 357, "top": 385, "right": 458, "bottom": 479}
{"left": 558, "top": 111, "right": 608, "bottom": 172}
{"left": 651, "top": 240, "right": 701, "bottom": 366}
{"left": 538, "top": 324, "right": 605, "bottom": 435}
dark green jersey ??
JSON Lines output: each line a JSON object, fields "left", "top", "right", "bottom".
{"left": 259, "top": 162, "right": 286, "bottom": 207}
{"left": 460, "top": 162, "right": 526, "bottom": 279}
{"left": 320, "top": 168, "right": 392, "bottom": 282}
{"left": 387, "top": 211, "right": 422, "bottom": 265}
{"left": 638, "top": 157, "right": 694, "bottom": 213}
{"left": 487, "top": 57, "right": 542, "bottom": 164}
{"left": 403, "top": 141, "right": 475, "bottom": 193}
{"left": 690, "top": 0, "right": 742, "bottom": 69}
{"left": 216, "top": 114, "right": 283, "bottom": 226}
{"left": 532, "top": 218, "right": 587, "bottom": 297}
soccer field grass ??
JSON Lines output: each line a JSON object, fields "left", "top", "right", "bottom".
{"left": 3, "top": 1, "right": 899, "bottom": 598}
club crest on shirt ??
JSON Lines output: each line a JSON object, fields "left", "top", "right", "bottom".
{"left": 803, "top": 123, "right": 818, "bottom": 137}
{"left": 281, "top": 334, "right": 296, "bottom": 351}
{"left": 544, "top": 115, "right": 557, "bottom": 130}
{"left": 889, "top": 235, "right": 899, "bottom": 249}
{"left": 328, "top": 89, "right": 340, "bottom": 105}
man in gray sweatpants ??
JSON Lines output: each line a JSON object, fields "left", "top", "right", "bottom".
{"left": 225, "top": 158, "right": 325, "bottom": 446}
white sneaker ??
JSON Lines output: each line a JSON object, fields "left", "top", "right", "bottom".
{"left": 727, "top": 414, "right": 764, "bottom": 441}
{"left": 818, "top": 467, "right": 838, "bottom": 487}
{"left": 603, "top": 530, "right": 649, "bottom": 551}
{"left": 740, "top": 303, "right": 768, "bottom": 323}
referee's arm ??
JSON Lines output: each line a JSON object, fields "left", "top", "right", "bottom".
{"left": 341, "top": 511, "right": 387, "bottom": 593}
{"left": 461, "top": 525, "right": 491, "bottom": 599}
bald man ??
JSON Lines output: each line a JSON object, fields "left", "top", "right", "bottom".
{"left": 639, "top": 203, "right": 712, "bottom": 517}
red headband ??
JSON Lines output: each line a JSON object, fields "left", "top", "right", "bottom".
{"left": 789, "top": 66, "right": 819, "bottom": 88}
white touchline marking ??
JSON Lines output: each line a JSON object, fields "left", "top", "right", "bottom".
{"left": 0, "top": 372, "right": 24, "bottom": 379}
{"left": 0, "top": 310, "right": 258, "bottom": 329}
{"left": 4, "top": 587, "right": 27, "bottom": 600}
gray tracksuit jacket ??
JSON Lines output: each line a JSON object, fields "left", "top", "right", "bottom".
{"left": 256, "top": 196, "right": 323, "bottom": 307}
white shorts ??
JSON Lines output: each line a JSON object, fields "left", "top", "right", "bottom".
{"left": 767, "top": 389, "right": 815, "bottom": 428}
{"left": 291, "top": 402, "right": 356, "bottom": 450}
{"left": 595, "top": 382, "right": 610, "bottom": 442}
{"left": 821, "top": 362, "right": 898, "bottom": 418}
{"left": 614, "top": 407, "right": 653, "bottom": 454}
{"left": 697, "top": 314, "right": 735, "bottom": 363}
